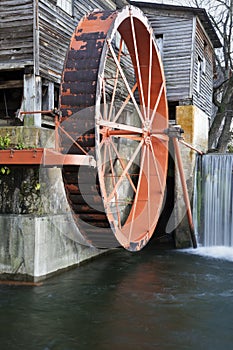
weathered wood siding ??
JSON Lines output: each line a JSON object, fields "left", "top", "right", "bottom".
{"left": 133, "top": 5, "right": 215, "bottom": 118}
{"left": 0, "top": 0, "right": 34, "bottom": 69}
{"left": 192, "top": 18, "right": 214, "bottom": 117}
{"left": 140, "top": 8, "right": 194, "bottom": 102}
{"left": 38, "top": 0, "right": 117, "bottom": 83}
{"left": 0, "top": 0, "right": 118, "bottom": 78}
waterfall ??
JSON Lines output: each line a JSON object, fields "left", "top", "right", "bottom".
{"left": 194, "top": 154, "right": 233, "bottom": 247}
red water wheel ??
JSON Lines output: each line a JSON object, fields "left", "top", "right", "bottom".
{"left": 60, "top": 6, "right": 168, "bottom": 251}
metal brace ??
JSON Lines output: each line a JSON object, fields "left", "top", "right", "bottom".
{"left": 164, "top": 125, "right": 184, "bottom": 140}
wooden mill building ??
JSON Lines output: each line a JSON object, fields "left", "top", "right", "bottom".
{"left": 0, "top": 1, "right": 221, "bottom": 127}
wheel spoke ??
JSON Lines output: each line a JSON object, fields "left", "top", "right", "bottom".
{"left": 101, "top": 75, "right": 108, "bottom": 120}
{"left": 147, "top": 29, "right": 153, "bottom": 120}
{"left": 128, "top": 144, "right": 147, "bottom": 242}
{"left": 98, "top": 135, "right": 106, "bottom": 151}
{"left": 98, "top": 142, "right": 110, "bottom": 209}
{"left": 108, "top": 36, "right": 123, "bottom": 122}
{"left": 97, "top": 142, "right": 109, "bottom": 205}
{"left": 109, "top": 138, "right": 137, "bottom": 194}
{"left": 149, "top": 82, "right": 164, "bottom": 127}
{"left": 98, "top": 120, "right": 143, "bottom": 134}
{"left": 107, "top": 143, "right": 122, "bottom": 229}
{"left": 113, "top": 82, "right": 138, "bottom": 123}
{"left": 147, "top": 145, "right": 151, "bottom": 228}
{"left": 58, "top": 125, "right": 88, "bottom": 155}
{"left": 130, "top": 15, "right": 147, "bottom": 118}
{"left": 107, "top": 40, "right": 144, "bottom": 124}
{"left": 149, "top": 142, "right": 163, "bottom": 192}
{"left": 107, "top": 139, "right": 143, "bottom": 202}
{"left": 101, "top": 142, "right": 108, "bottom": 176}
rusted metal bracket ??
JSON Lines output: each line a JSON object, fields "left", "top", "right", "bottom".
{"left": 164, "top": 125, "right": 184, "bottom": 139}
{"left": 20, "top": 108, "right": 60, "bottom": 117}
{"left": 19, "top": 109, "right": 88, "bottom": 155}
{"left": 0, "top": 148, "right": 96, "bottom": 167}
{"left": 164, "top": 125, "right": 204, "bottom": 155}
{"left": 3, "top": 108, "right": 94, "bottom": 167}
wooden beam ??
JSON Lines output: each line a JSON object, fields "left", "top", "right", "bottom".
{"left": 0, "top": 80, "right": 23, "bottom": 89}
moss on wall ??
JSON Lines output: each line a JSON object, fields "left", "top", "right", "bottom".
{"left": 0, "top": 126, "right": 54, "bottom": 149}
{"left": 0, "top": 167, "right": 42, "bottom": 214}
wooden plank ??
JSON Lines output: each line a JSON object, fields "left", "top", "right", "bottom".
{"left": 0, "top": 0, "right": 33, "bottom": 66}
{"left": 0, "top": 0, "right": 31, "bottom": 6}
{"left": 0, "top": 61, "right": 33, "bottom": 70}
{"left": 145, "top": 12, "right": 193, "bottom": 102}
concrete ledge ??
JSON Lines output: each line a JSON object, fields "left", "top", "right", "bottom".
{"left": 0, "top": 126, "right": 54, "bottom": 148}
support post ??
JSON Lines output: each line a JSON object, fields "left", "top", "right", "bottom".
{"left": 172, "top": 137, "right": 197, "bottom": 248}
{"left": 42, "top": 81, "right": 54, "bottom": 111}
{"left": 23, "top": 72, "right": 42, "bottom": 127}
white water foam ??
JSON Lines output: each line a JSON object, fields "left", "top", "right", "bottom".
{"left": 183, "top": 246, "right": 233, "bottom": 262}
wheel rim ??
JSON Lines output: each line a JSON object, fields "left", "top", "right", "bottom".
{"left": 60, "top": 6, "right": 168, "bottom": 251}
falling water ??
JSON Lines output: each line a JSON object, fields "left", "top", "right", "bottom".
{"left": 193, "top": 154, "right": 233, "bottom": 247}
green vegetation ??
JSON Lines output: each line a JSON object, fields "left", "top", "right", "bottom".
{"left": 0, "top": 132, "right": 33, "bottom": 150}
{"left": 0, "top": 166, "right": 10, "bottom": 175}
{"left": 0, "top": 133, "right": 11, "bottom": 149}
{"left": 15, "top": 142, "right": 26, "bottom": 150}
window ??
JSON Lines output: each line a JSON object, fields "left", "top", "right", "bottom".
{"left": 202, "top": 56, "right": 206, "bottom": 75}
{"left": 202, "top": 41, "right": 208, "bottom": 75}
{"left": 155, "top": 35, "right": 163, "bottom": 59}
{"left": 196, "top": 56, "right": 202, "bottom": 93}
{"left": 57, "top": 0, "right": 73, "bottom": 16}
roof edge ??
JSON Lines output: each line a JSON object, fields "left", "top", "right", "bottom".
{"left": 130, "top": 1, "right": 222, "bottom": 48}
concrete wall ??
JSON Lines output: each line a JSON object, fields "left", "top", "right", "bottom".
{"left": 174, "top": 105, "right": 208, "bottom": 248}
{"left": 0, "top": 126, "right": 106, "bottom": 281}
{"left": 0, "top": 126, "right": 54, "bottom": 148}
{"left": 0, "top": 164, "right": 106, "bottom": 282}
{"left": 0, "top": 214, "right": 102, "bottom": 282}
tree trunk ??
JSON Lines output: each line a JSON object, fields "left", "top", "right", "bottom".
{"left": 209, "top": 75, "right": 233, "bottom": 151}
{"left": 216, "top": 110, "right": 233, "bottom": 152}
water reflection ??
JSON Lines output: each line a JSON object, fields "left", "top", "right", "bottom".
{"left": 0, "top": 246, "right": 233, "bottom": 349}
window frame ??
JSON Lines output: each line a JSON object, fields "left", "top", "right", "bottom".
{"left": 57, "top": 0, "right": 73, "bottom": 16}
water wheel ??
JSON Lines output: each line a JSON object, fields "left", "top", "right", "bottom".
{"left": 60, "top": 5, "right": 168, "bottom": 251}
